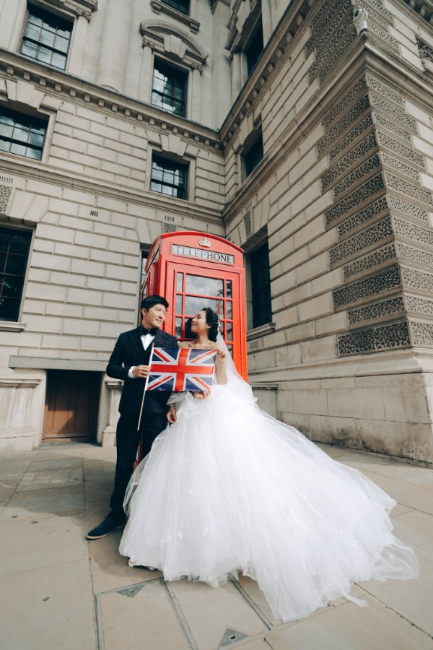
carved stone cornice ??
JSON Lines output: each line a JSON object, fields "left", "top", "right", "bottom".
{"left": 35, "top": 0, "right": 97, "bottom": 20}
{"left": 149, "top": 0, "right": 200, "bottom": 33}
{"left": 400, "top": 0, "right": 433, "bottom": 25}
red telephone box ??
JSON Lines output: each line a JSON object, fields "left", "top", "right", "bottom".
{"left": 142, "top": 231, "right": 248, "bottom": 379}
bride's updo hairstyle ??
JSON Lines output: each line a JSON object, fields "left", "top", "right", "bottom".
{"left": 201, "top": 307, "right": 219, "bottom": 342}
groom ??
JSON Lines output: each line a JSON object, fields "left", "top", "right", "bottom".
{"left": 87, "top": 294, "right": 178, "bottom": 539}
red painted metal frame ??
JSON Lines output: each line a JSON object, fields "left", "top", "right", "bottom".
{"left": 142, "top": 231, "right": 248, "bottom": 379}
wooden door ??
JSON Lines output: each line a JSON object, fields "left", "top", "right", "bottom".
{"left": 43, "top": 370, "right": 101, "bottom": 439}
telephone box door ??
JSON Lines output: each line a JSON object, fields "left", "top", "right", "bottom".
{"left": 165, "top": 263, "right": 242, "bottom": 368}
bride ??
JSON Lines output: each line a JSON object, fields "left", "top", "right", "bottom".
{"left": 119, "top": 307, "right": 419, "bottom": 623}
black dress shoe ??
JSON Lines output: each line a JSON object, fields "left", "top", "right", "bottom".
{"left": 87, "top": 513, "right": 125, "bottom": 540}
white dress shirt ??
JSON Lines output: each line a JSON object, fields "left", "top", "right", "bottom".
{"left": 128, "top": 332, "right": 155, "bottom": 378}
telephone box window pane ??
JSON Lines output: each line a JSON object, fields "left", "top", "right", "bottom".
{"left": 185, "top": 275, "right": 224, "bottom": 297}
{"left": 226, "top": 322, "right": 233, "bottom": 340}
{"left": 175, "top": 318, "right": 182, "bottom": 337}
{"left": 176, "top": 294, "right": 182, "bottom": 314}
{"left": 176, "top": 273, "right": 183, "bottom": 292}
{"left": 21, "top": 5, "right": 72, "bottom": 71}
{"left": 185, "top": 296, "right": 222, "bottom": 315}
{"left": 226, "top": 301, "right": 232, "bottom": 319}
{"left": 226, "top": 280, "right": 232, "bottom": 298}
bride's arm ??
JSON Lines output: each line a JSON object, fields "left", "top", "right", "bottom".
{"left": 215, "top": 348, "right": 228, "bottom": 385}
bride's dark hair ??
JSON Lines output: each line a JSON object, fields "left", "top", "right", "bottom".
{"left": 185, "top": 307, "right": 219, "bottom": 342}
{"left": 202, "top": 307, "right": 219, "bottom": 342}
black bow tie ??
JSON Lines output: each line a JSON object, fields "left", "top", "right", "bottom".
{"left": 141, "top": 326, "right": 158, "bottom": 336}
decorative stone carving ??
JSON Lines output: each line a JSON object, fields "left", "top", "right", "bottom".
{"left": 394, "top": 217, "right": 433, "bottom": 249}
{"left": 334, "top": 153, "right": 381, "bottom": 197}
{"left": 162, "top": 222, "right": 177, "bottom": 233}
{"left": 389, "top": 196, "right": 429, "bottom": 224}
{"left": 348, "top": 295, "right": 404, "bottom": 324}
{"left": 322, "top": 133, "right": 377, "bottom": 191}
{"left": 406, "top": 295, "right": 433, "bottom": 317}
{"left": 370, "top": 93, "right": 417, "bottom": 131}
{"left": 337, "top": 196, "right": 388, "bottom": 236}
{"left": 333, "top": 265, "right": 401, "bottom": 308}
{"left": 343, "top": 243, "right": 396, "bottom": 279}
{"left": 318, "top": 32, "right": 358, "bottom": 84}
{"left": 338, "top": 321, "right": 411, "bottom": 355}
{"left": 353, "top": 7, "right": 369, "bottom": 35}
{"left": 328, "top": 116, "right": 374, "bottom": 162}
{"left": 306, "top": 1, "right": 353, "bottom": 57}
{"left": 318, "top": 95, "right": 371, "bottom": 155}
{"left": 325, "top": 173, "right": 385, "bottom": 226}
{"left": 140, "top": 21, "right": 208, "bottom": 67}
{"left": 410, "top": 320, "right": 433, "bottom": 347}
{"left": 244, "top": 213, "right": 252, "bottom": 237}
{"left": 323, "top": 76, "right": 368, "bottom": 128}
{"left": 309, "top": 16, "right": 354, "bottom": 79}
{"left": 381, "top": 153, "right": 420, "bottom": 181}
{"left": 385, "top": 173, "right": 433, "bottom": 208}
{"left": 402, "top": 266, "right": 433, "bottom": 294}
{"left": 377, "top": 132, "right": 425, "bottom": 169}
{"left": 367, "top": 18, "right": 399, "bottom": 51}
{"left": 150, "top": 0, "right": 200, "bottom": 33}
{"left": 417, "top": 39, "right": 433, "bottom": 76}
{"left": 397, "top": 242, "right": 433, "bottom": 267}
{"left": 0, "top": 185, "right": 12, "bottom": 214}
{"left": 330, "top": 217, "right": 393, "bottom": 266}
{"left": 358, "top": 0, "right": 394, "bottom": 24}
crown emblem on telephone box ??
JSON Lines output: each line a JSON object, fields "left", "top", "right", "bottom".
{"left": 198, "top": 238, "right": 211, "bottom": 248}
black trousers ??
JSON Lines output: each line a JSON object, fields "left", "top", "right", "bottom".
{"left": 109, "top": 412, "right": 168, "bottom": 519}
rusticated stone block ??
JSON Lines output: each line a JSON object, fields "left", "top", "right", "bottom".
{"left": 0, "top": 185, "right": 12, "bottom": 213}
{"left": 338, "top": 196, "right": 388, "bottom": 236}
{"left": 330, "top": 217, "right": 394, "bottom": 266}
{"left": 402, "top": 266, "right": 433, "bottom": 294}
{"left": 334, "top": 154, "right": 381, "bottom": 197}
{"left": 325, "top": 173, "right": 385, "bottom": 226}
{"left": 318, "top": 95, "right": 371, "bottom": 156}
{"left": 374, "top": 113, "right": 412, "bottom": 142}
{"left": 389, "top": 195, "right": 429, "bottom": 224}
{"left": 348, "top": 295, "right": 404, "bottom": 324}
{"left": 410, "top": 320, "right": 433, "bottom": 347}
{"left": 307, "top": 0, "right": 352, "bottom": 56}
{"left": 377, "top": 132, "right": 425, "bottom": 169}
{"left": 322, "top": 76, "right": 368, "bottom": 128}
{"left": 338, "top": 320, "right": 411, "bottom": 355}
{"left": 343, "top": 243, "right": 397, "bottom": 279}
{"left": 328, "top": 115, "right": 374, "bottom": 162}
{"left": 397, "top": 242, "right": 433, "bottom": 267}
{"left": 394, "top": 217, "right": 433, "bottom": 250}
{"left": 370, "top": 92, "right": 417, "bottom": 131}
{"left": 333, "top": 265, "right": 401, "bottom": 308}
{"left": 322, "top": 133, "right": 378, "bottom": 191}
{"left": 385, "top": 172, "right": 433, "bottom": 208}
{"left": 381, "top": 153, "right": 419, "bottom": 181}
{"left": 406, "top": 295, "right": 433, "bottom": 317}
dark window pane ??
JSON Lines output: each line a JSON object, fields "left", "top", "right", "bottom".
{"left": 0, "top": 106, "right": 47, "bottom": 161}
{"left": 246, "top": 23, "right": 264, "bottom": 76}
{"left": 152, "top": 60, "right": 187, "bottom": 117}
{"left": 0, "top": 227, "right": 31, "bottom": 322}
{"left": 162, "top": 0, "right": 190, "bottom": 14}
{"left": 245, "top": 132, "right": 264, "bottom": 177}
{"left": 175, "top": 317, "right": 182, "bottom": 337}
{"left": 251, "top": 242, "right": 272, "bottom": 328}
{"left": 21, "top": 5, "right": 72, "bottom": 70}
{"left": 226, "top": 280, "right": 232, "bottom": 298}
{"left": 151, "top": 155, "right": 188, "bottom": 201}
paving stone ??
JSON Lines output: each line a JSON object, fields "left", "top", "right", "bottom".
{"left": 0, "top": 515, "right": 88, "bottom": 576}
{"left": 168, "top": 578, "right": 268, "bottom": 650}
{"left": 98, "top": 579, "right": 190, "bottom": 650}
{"left": 264, "top": 595, "right": 433, "bottom": 650}
{"left": 89, "top": 527, "right": 158, "bottom": 594}
{"left": 391, "top": 510, "right": 433, "bottom": 557}
{"left": 360, "top": 550, "right": 433, "bottom": 638}
{"left": 359, "top": 469, "right": 400, "bottom": 489}
{"left": 0, "top": 558, "right": 96, "bottom": 650}
{"left": 390, "top": 503, "right": 415, "bottom": 518}
{"left": 404, "top": 471, "right": 433, "bottom": 490}
{"left": 1, "top": 484, "right": 85, "bottom": 520}
{"left": 16, "top": 467, "right": 83, "bottom": 492}
{"left": 385, "top": 482, "right": 433, "bottom": 516}
{"left": 238, "top": 575, "right": 282, "bottom": 625}
{"left": 29, "top": 458, "right": 83, "bottom": 471}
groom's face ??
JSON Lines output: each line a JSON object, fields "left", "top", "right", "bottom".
{"left": 141, "top": 303, "right": 167, "bottom": 330}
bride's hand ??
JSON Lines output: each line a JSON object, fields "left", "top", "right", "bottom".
{"left": 192, "top": 390, "right": 211, "bottom": 400}
{"left": 167, "top": 405, "right": 177, "bottom": 423}
{"left": 215, "top": 346, "right": 226, "bottom": 360}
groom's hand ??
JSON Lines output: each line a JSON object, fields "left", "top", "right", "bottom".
{"left": 132, "top": 365, "right": 150, "bottom": 378}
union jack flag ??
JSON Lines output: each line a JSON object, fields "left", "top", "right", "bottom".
{"left": 147, "top": 347, "right": 217, "bottom": 392}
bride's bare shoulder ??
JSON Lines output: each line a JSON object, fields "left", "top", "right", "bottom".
{"left": 178, "top": 341, "right": 192, "bottom": 348}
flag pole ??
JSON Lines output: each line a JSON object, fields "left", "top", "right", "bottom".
{"left": 137, "top": 341, "right": 154, "bottom": 432}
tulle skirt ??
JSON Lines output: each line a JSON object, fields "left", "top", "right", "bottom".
{"left": 119, "top": 384, "right": 419, "bottom": 623}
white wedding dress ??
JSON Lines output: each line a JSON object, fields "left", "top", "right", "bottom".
{"left": 119, "top": 339, "right": 419, "bottom": 623}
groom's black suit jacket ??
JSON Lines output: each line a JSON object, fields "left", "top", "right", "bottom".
{"left": 106, "top": 327, "right": 178, "bottom": 416}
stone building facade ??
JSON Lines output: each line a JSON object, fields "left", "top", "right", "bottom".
{"left": 1, "top": 0, "right": 433, "bottom": 462}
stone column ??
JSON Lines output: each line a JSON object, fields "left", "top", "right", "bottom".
{"left": 139, "top": 40, "right": 153, "bottom": 103}
{"left": 96, "top": 0, "right": 134, "bottom": 93}
{"left": 68, "top": 14, "right": 89, "bottom": 77}
{"left": 261, "top": 0, "right": 273, "bottom": 44}
{"left": 231, "top": 51, "right": 242, "bottom": 102}
{"left": 190, "top": 65, "right": 201, "bottom": 122}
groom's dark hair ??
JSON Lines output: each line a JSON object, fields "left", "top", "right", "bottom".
{"left": 141, "top": 295, "right": 169, "bottom": 310}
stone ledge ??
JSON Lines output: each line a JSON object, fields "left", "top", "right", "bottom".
{"left": 0, "top": 321, "right": 26, "bottom": 332}
{"left": 9, "top": 356, "right": 107, "bottom": 371}
{"left": 247, "top": 322, "right": 276, "bottom": 340}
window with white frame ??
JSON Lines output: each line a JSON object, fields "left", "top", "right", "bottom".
{"left": 152, "top": 59, "right": 188, "bottom": 117}
{"left": 0, "top": 227, "right": 32, "bottom": 322}
{"left": 0, "top": 105, "right": 47, "bottom": 161}
{"left": 150, "top": 154, "right": 189, "bottom": 200}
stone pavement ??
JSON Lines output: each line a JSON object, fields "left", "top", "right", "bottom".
{"left": 0, "top": 442, "right": 432, "bottom": 650}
